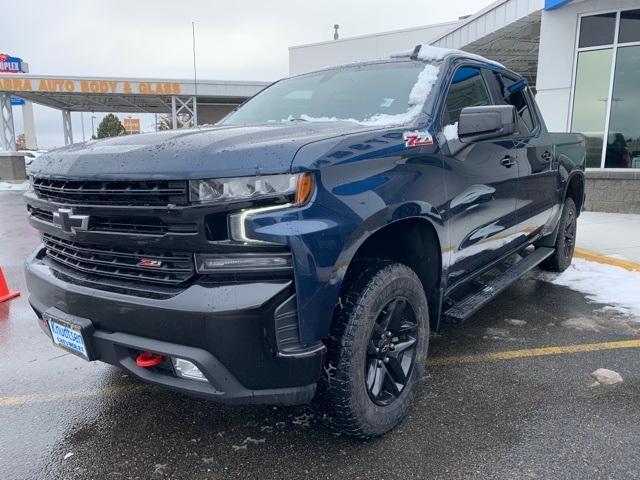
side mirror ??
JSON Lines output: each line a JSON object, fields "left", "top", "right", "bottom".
{"left": 457, "top": 105, "right": 517, "bottom": 143}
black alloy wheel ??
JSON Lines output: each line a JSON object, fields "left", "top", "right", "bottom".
{"left": 366, "top": 298, "right": 418, "bottom": 406}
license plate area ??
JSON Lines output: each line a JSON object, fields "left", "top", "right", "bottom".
{"left": 44, "top": 309, "right": 95, "bottom": 361}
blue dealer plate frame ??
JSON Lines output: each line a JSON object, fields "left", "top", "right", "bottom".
{"left": 45, "top": 312, "right": 91, "bottom": 361}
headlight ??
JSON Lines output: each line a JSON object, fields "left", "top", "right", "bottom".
{"left": 189, "top": 173, "right": 313, "bottom": 205}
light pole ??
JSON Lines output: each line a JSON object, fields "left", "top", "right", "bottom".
{"left": 91, "top": 115, "right": 97, "bottom": 139}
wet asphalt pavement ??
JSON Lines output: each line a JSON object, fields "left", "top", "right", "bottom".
{"left": 2, "top": 190, "right": 640, "bottom": 480}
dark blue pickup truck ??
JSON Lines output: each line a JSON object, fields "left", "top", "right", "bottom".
{"left": 24, "top": 45, "right": 585, "bottom": 438}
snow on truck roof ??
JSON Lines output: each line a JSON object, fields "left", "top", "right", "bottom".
{"left": 390, "top": 44, "right": 505, "bottom": 68}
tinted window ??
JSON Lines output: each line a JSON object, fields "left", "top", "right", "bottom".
{"left": 619, "top": 9, "right": 640, "bottom": 44}
{"left": 444, "top": 67, "right": 491, "bottom": 125}
{"left": 578, "top": 13, "right": 616, "bottom": 48}
{"left": 498, "top": 76, "right": 537, "bottom": 135}
{"left": 222, "top": 62, "right": 428, "bottom": 125}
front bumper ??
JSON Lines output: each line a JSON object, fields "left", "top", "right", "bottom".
{"left": 26, "top": 248, "right": 325, "bottom": 405}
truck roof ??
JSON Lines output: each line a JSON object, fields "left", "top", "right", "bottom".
{"left": 299, "top": 44, "right": 520, "bottom": 81}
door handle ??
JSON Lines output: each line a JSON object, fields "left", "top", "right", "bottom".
{"left": 541, "top": 151, "right": 553, "bottom": 161}
{"left": 501, "top": 155, "right": 516, "bottom": 168}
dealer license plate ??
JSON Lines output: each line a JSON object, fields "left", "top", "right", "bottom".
{"left": 46, "top": 314, "right": 89, "bottom": 360}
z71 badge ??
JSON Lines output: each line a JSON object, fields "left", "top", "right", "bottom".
{"left": 403, "top": 130, "right": 434, "bottom": 147}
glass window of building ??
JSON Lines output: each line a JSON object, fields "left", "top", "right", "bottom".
{"left": 571, "top": 9, "right": 640, "bottom": 169}
{"left": 571, "top": 49, "right": 613, "bottom": 168}
{"left": 607, "top": 46, "right": 640, "bottom": 169}
{"left": 578, "top": 13, "right": 616, "bottom": 48}
{"left": 619, "top": 9, "right": 640, "bottom": 44}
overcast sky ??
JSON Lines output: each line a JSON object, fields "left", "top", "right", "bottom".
{"left": 4, "top": 0, "right": 491, "bottom": 148}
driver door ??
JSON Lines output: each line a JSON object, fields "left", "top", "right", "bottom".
{"left": 439, "top": 66, "right": 521, "bottom": 287}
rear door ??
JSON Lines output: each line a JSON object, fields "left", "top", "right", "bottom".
{"left": 439, "top": 66, "right": 521, "bottom": 287}
{"left": 496, "top": 74, "right": 558, "bottom": 241}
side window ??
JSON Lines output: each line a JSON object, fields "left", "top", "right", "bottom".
{"left": 498, "top": 75, "right": 538, "bottom": 135}
{"left": 444, "top": 67, "right": 491, "bottom": 125}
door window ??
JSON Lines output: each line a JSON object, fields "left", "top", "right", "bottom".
{"left": 497, "top": 75, "right": 538, "bottom": 136}
{"left": 443, "top": 67, "right": 491, "bottom": 125}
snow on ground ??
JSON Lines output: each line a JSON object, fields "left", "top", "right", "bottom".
{"left": 0, "top": 180, "right": 29, "bottom": 191}
{"left": 538, "top": 258, "right": 640, "bottom": 320}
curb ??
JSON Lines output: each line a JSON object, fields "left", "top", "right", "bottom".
{"left": 574, "top": 247, "right": 640, "bottom": 272}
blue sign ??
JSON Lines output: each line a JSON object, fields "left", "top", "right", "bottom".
{"left": 11, "top": 97, "right": 25, "bottom": 106}
{"left": 544, "top": 0, "right": 574, "bottom": 10}
{"left": 0, "top": 53, "right": 23, "bottom": 74}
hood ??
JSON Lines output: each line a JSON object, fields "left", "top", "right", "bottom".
{"left": 29, "top": 122, "right": 374, "bottom": 180}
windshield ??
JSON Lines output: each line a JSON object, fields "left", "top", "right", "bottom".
{"left": 221, "top": 61, "right": 435, "bottom": 126}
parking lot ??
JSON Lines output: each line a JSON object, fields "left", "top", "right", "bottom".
{"left": 2, "top": 189, "right": 640, "bottom": 480}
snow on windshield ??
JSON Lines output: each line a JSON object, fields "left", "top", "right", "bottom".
{"left": 284, "top": 64, "right": 440, "bottom": 127}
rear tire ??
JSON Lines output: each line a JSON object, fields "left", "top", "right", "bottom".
{"left": 540, "top": 197, "right": 577, "bottom": 272}
{"left": 318, "top": 260, "right": 429, "bottom": 439}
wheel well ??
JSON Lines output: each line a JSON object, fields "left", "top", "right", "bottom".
{"left": 566, "top": 174, "right": 584, "bottom": 215}
{"left": 345, "top": 218, "right": 442, "bottom": 329}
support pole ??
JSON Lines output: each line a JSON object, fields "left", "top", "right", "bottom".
{"left": 193, "top": 96, "right": 198, "bottom": 127}
{"left": 62, "top": 109, "right": 73, "bottom": 145}
{"left": 171, "top": 96, "right": 177, "bottom": 129}
{"left": 21, "top": 61, "right": 38, "bottom": 149}
{"left": 0, "top": 93, "right": 16, "bottom": 151}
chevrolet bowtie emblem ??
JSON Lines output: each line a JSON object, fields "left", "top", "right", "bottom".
{"left": 52, "top": 208, "right": 90, "bottom": 233}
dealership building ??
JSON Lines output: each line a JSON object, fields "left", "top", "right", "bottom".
{"left": 290, "top": 0, "right": 640, "bottom": 213}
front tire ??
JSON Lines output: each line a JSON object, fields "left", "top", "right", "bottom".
{"left": 540, "top": 197, "right": 577, "bottom": 272}
{"left": 319, "top": 260, "right": 429, "bottom": 439}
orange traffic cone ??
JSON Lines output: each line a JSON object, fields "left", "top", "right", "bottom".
{"left": 0, "top": 268, "right": 19, "bottom": 303}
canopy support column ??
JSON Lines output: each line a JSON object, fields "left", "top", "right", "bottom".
{"left": 0, "top": 93, "right": 16, "bottom": 151}
{"left": 62, "top": 109, "right": 73, "bottom": 145}
{"left": 170, "top": 96, "right": 197, "bottom": 129}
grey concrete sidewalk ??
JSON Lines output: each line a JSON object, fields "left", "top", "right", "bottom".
{"left": 578, "top": 211, "right": 640, "bottom": 263}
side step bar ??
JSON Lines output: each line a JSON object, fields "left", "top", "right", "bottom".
{"left": 442, "top": 247, "right": 554, "bottom": 323}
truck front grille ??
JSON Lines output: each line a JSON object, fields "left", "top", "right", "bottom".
{"left": 33, "top": 178, "right": 188, "bottom": 206}
{"left": 28, "top": 206, "right": 198, "bottom": 236}
{"left": 42, "top": 233, "right": 195, "bottom": 286}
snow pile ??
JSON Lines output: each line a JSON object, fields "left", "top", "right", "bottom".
{"left": 443, "top": 122, "right": 458, "bottom": 141}
{"left": 417, "top": 45, "right": 504, "bottom": 67}
{"left": 0, "top": 180, "right": 30, "bottom": 191}
{"left": 415, "top": 45, "right": 454, "bottom": 61}
{"left": 591, "top": 368, "right": 623, "bottom": 386}
{"left": 539, "top": 258, "right": 640, "bottom": 319}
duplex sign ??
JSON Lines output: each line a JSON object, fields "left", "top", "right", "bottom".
{"left": 0, "top": 53, "right": 23, "bottom": 74}
{"left": 0, "top": 76, "right": 182, "bottom": 96}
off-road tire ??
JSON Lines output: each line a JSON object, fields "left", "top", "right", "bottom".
{"left": 318, "top": 260, "right": 429, "bottom": 439}
{"left": 540, "top": 197, "right": 577, "bottom": 272}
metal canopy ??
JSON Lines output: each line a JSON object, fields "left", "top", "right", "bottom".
{"left": 11, "top": 90, "right": 251, "bottom": 113}
{"left": 0, "top": 74, "right": 270, "bottom": 148}
{"left": 0, "top": 74, "right": 269, "bottom": 113}
{"left": 462, "top": 12, "right": 541, "bottom": 89}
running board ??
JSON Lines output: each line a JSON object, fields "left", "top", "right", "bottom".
{"left": 442, "top": 247, "right": 554, "bottom": 323}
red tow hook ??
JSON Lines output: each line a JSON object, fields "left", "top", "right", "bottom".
{"left": 135, "top": 351, "right": 165, "bottom": 368}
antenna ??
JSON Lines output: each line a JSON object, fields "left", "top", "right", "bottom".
{"left": 333, "top": 24, "right": 340, "bottom": 40}
{"left": 192, "top": 21, "right": 198, "bottom": 126}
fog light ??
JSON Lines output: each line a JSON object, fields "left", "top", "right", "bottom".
{"left": 172, "top": 358, "right": 208, "bottom": 382}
